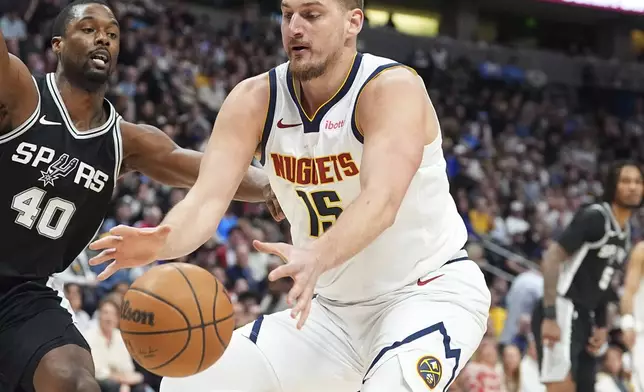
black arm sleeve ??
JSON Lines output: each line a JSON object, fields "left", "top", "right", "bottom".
{"left": 556, "top": 207, "right": 606, "bottom": 256}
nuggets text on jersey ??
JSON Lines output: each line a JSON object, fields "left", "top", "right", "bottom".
{"left": 270, "top": 152, "right": 359, "bottom": 185}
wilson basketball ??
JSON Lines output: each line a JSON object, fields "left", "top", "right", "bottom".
{"left": 119, "top": 263, "right": 234, "bottom": 377}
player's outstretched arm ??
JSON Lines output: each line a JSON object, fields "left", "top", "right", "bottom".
{"left": 621, "top": 241, "right": 644, "bottom": 347}
{"left": 0, "top": 33, "right": 38, "bottom": 135}
{"left": 157, "top": 75, "right": 267, "bottom": 259}
{"left": 119, "top": 121, "right": 279, "bottom": 204}
{"left": 90, "top": 75, "right": 268, "bottom": 275}
{"left": 308, "top": 67, "right": 427, "bottom": 269}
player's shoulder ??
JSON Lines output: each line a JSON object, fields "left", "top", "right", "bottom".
{"left": 574, "top": 203, "right": 607, "bottom": 224}
{"left": 357, "top": 66, "right": 422, "bottom": 113}
{"left": 225, "top": 72, "right": 272, "bottom": 113}
{"left": 360, "top": 56, "right": 418, "bottom": 92}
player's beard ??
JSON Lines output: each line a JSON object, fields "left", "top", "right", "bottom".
{"left": 289, "top": 48, "right": 340, "bottom": 82}
{"left": 61, "top": 56, "right": 109, "bottom": 92}
{"left": 82, "top": 60, "right": 111, "bottom": 84}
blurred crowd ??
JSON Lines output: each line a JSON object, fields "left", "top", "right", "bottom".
{"left": 2, "top": 0, "right": 643, "bottom": 391}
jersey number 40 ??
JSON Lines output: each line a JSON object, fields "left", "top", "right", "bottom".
{"left": 11, "top": 187, "right": 76, "bottom": 240}
{"left": 296, "top": 190, "right": 343, "bottom": 237}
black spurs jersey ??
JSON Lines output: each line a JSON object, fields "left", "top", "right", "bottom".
{"left": 0, "top": 73, "right": 122, "bottom": 292}
{"left": 556, "top": 202, "right": 631, "bottom": 311}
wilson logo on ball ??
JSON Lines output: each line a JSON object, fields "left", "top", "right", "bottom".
{"left": 121, "top": 300, "right": 156, "bottom": 326}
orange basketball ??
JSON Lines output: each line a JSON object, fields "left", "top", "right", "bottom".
{"left": 119, "top": 263, "right": 234, "bottom": 377}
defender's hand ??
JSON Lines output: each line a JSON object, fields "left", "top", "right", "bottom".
{"left": 253, "top": 240, "right": 328, "bottom": 329}
{"left": 263, "top": 185, "right": 285, "bottom": 222}
{"left": 587, "top": 327, "right": 608, "bottom": 355}
{"left": 541, "top": 319, "right": 561, "bottom": 347}
{"left": 88, "top": 225, "right": 172, "bottom": 280}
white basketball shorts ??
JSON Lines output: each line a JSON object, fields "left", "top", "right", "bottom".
{"left": 160, "top": 251, "right": 491, "bottom": 392}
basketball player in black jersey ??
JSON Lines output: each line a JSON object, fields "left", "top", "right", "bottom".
{"left": 0, "top": 1, "right": 283, "bottom": 392}
{"left": 532, "top": 161, "right": 643, "bottom": 392}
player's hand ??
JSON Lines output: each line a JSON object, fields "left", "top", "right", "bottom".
{"left": 587, "top": 327, "right": 608, "bottom": 355}
{"left": 263, "top": 185, "right": 285, "bottom": 222}
{"left": 253, "top": 240, "right": 329, "bottom": 330}
{"left": 623, "top": 329, "right": 637, "bottom": 350}
{"left": 541, "top": 319, "right": 561, "bottom": 347}
{"left": 88, "top": 225, "right": 172, "bottom": 280}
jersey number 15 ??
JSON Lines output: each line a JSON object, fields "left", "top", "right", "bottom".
{"left": 296, "top": 190, "right": 343, "bottom": 237}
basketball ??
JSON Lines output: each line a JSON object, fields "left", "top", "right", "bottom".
{"left": 119, "top": 263, "right": 234, "bottom": 377}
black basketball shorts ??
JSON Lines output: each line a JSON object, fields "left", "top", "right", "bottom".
{"left": 531, "top": 297, "right": 595, "bottom": 392}
{"left": 0, "top": 280, "right": 90, "bottom": 392}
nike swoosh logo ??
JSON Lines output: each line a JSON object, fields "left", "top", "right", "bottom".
{"left": 417, "top": 274, "right": 444, "bottom": 286}
{"left": 39, "top": 116, "right": 62, "bottom": 126}
{"left": 277, "top": 119, "right": 302, "bottom": 129}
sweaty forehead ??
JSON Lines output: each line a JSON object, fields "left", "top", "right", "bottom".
{"left": 70, "top": 4, "right": 117, "bottom": 23}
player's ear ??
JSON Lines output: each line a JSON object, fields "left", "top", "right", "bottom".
{"left": 51, "top": 36, "right": 63, "bottom": 55}
{"left": 346, "top": 8, "right": 363, "bottom": 37}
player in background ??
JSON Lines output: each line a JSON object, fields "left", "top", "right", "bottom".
{"left": 90, "top": 0, "right": 491, "bottom": 391}
{"left": 532, "top": 161, "right": 643, "bottom": 392}
{"left": 620, "top": 241, "right": 644, "bottom": 392}
{"left": 0, "top": 1, "right": 281, "bottom": 392}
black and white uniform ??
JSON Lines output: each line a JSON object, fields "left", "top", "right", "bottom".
{"left": 0, "top": 73, "right": 122, "bottom": 392}
{"left": 532, "top": 202, "right": 630, "bottom": 391}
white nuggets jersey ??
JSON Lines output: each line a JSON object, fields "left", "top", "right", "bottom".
{"left": 636, "top": 278, "right": 644, "bottom": 333}
{"left": 259, "top": 53, "right": 467, "bottom": 302}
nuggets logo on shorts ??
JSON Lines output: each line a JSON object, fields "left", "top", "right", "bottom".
{"left": 416, "top": 355, "right": 442, "bottom": 389}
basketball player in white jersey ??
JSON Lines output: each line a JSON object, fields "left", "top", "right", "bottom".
{"left": 621, "top": 241, "right": 644, "bottom": 392}
{"left": 89, "top": 0, "right": 491, "bottom": 390}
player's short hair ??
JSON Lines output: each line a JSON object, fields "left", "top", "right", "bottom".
{"left": 51, "top": 0, "right": 113, "bottom": 38}
{"left": 337, "top": 0, "right": 364, "bottom": 10}
{"left": 602, "top": 160, "right": 643, "bottom": 204}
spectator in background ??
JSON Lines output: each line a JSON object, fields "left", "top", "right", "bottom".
{"left": 499, "top": 344, "right": 521, "bottom": 392}
{"left": 470, "top": 197, "right": 494, "bottom": 236}
{"left": 0, "top": 10, "right": 26, "bottom": 39}
{"left": 499, "top": 267, "right": 543, "bottom": 350}
{"left": 595, "top": 345, "right": 631, "bottom": 392}
{"left": 489, "top": 288, "right": 507, "bottom": 338}
{"left": 461, "top": 337, "right": 505, "bottom": 392}
{"left": 83, "top": 298, "right": 146, "bottom": 392}
{"left": 64, "top": 283, "right": 92, "bottom": 333}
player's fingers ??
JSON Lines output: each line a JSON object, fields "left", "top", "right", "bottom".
{"left": 96, "top": 261, "right": 121, "bottom": 281}
{"left": 254, "top": 240, "right": 290, "bottom": 261}
{"left": 296, "top": 297, "right": 313, "bottom": 330}
{"left": 287, "top": 279, "right": 306, "bottom": 307}
{"left": 89, "top": 235, "right": 122, "bottom": 251}
{"left": 290, "top": 286, "right": 308, "bottom": 318}
{"left": 88, "top": 248, "right": 117, "bottom": 266}
{"left": 151, "top": 224, "right": 172, "bottom": 237}
{"left": 110, "top": 224, "right": 138, "bottom": 236}
{"left": 268, "top": 263, "right": 298, "bottom": 282}
{"left": 293, "top": 284, "right": 315, "bottom": 323}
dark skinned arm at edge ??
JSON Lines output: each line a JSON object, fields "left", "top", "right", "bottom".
{"left": 120, "top": 122, "right": 271, "bottom": 203}
{"left": 541, "top": 241, "right": 569, "bottom": 308}
{"left": 0, "top": 31, "right": 40, "bottom": 135}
